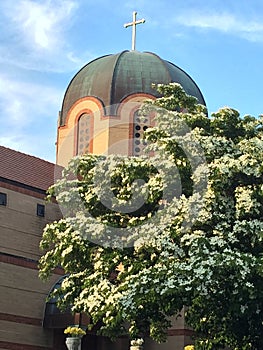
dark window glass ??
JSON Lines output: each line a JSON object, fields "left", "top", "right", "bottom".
{"left": 0, "top": 193, "right": 7, "bottom": 206}
{"left": 37, "top": 204, "right": 45, "bottom": 217}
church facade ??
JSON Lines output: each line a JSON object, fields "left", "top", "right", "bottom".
{"left": 0, "top": 49, "right": 205, "bottom": 350}
{"left": 57, "top": 50, "right": 205, "bottom": 166}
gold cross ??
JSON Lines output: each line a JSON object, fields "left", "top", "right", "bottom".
{"left": 124, "top": 11, "right": 145, "bottom": 51}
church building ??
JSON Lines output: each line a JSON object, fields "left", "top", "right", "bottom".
{"left": 57, "top": 49, "right": 205, "bottom": 166}
{"left": 0, "top": 13, "right": 205, "bottom": 350}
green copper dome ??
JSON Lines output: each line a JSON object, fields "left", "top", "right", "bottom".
{"left": 60, "top": 50, "right": 205, "bottom": 125}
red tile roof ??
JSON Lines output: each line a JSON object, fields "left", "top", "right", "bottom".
{"left": 0, "top": 146, "right": 61, "bottom": 191}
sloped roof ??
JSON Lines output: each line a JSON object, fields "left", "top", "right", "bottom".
{"left": 0, "top": 146, "right": 58, "bottom": 191}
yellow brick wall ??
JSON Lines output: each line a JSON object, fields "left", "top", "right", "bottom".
{"left": 0, "top": 185, "right": 62, "bottom": 349}
{"left": 0, "top": 186, "right": 61, "bottom": 259}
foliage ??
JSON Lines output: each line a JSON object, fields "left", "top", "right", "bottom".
{"left": 39, "top": 83, "right": 263, "bottom": 349}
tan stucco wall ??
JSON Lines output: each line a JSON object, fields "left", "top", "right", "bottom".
{"left": 56, "top": 94, "right": 155, "bottom": 165}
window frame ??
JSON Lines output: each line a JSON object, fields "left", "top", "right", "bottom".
{"left": 0, "top": 192, "right": 7, "bottom": 206}
{"left": 37, "top": 203, "right": 45, "bottom": 217}
{"left": 76, "top": 112, "right": 93, "bottom": 155}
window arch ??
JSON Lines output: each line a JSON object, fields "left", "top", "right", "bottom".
{"left": 132, "top": 110, "right": 150, "bottom": 156}
{"left": 77, "top": 113, "right": 92, "bottom": 155}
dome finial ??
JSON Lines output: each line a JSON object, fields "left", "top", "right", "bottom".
{"left": 124, "top": 11, "right": 145, "bottom": 51}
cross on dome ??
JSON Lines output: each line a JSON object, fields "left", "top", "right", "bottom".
{"left": 124, "top": 11, "right": 145, "bottom": 51}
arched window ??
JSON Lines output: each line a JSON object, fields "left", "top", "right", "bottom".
{"left": 77, "top": 113, "right": 92, "bottom": 155}
{"left": 132, "top": 110, "right": 150, "bottom": 156}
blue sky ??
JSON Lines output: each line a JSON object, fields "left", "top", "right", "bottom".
{"left": 1, "top": 0, "right": 263, "bottom": 162}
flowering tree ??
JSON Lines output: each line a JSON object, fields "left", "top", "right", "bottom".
{"left": 39, "top": 84, "right": 263, "bottom": 349}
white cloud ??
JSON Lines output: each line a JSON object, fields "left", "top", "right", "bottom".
{"left": 4, "top": 0, "right": 78, "bottom": 50}
{"left": 176, "top": 11, "right": 263, "bottom": 42}
{"left": 0, "top": 74, "right": 63, "bottom": 160}
{"left": 0, "top": 0, "right": 83, "bottom": 72}
{"left": 0, "top": 74, "right": 62, "bottom": 127}
{"left": 0, "top": 0, "right": 90, "bottom": 159}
